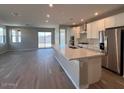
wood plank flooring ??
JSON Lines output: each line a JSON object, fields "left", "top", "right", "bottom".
{"left": 0, "top": 49, "right": 75, "bottom": 89}
{"left": 89, "top": 69, "right": 124, "bottom": 89}
{"left": 0, "top": 48, "right": 124, "bottom": 89}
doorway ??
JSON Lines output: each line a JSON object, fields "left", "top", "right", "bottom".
{"left": 38, "top": 32, "right": 52, "bottom": 48}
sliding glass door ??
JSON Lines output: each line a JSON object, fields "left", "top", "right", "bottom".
{"left": 38, "top": 32, "right": 52, "bottom": 48}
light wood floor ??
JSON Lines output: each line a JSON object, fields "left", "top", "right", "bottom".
{"left": 0, "top": 48, "right": 124, "bottom": 89}
{"left": 0, "top": 49, "right": 75, "bottom": 89}
{"left": 89, "top": 68, "right": 124, "bottom": 89}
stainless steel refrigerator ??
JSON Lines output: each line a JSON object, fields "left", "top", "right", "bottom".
{"left": 100, "top": 27, "right": 124, "bottom": 76}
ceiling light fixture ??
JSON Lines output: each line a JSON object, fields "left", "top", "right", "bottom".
{"left": 49, "top": 4, "right": 53, "bottom": 8}
{"left": 46, "top": 14, "right": 50, "bottom": 18}
{"left": 81, "top": 19, "right": 84, "bottom": 22}
{"left": 94, "top": 12, "right": 98, "bottom": 16}
{"left": 11, "top": 12, "right": 20, "bottom": 16}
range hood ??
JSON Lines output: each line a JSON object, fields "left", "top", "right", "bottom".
{"left": 80, "top": 23, "right": 87, "bottom": 34}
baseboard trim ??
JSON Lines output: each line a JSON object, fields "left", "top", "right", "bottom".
{"left": 55, "top": 56, "right": 79, "bottom": 89}
{"left": 8, "top": 48, "right": 38, "bottom": 52}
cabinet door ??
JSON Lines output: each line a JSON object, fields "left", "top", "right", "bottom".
{"left": 97, "top": 19, "right": 105, "bottom": 31}
{"left": 70, "top": 27, "right": 75, "bottom": 36}
{"left": 75, "top": 26, "right": 80, "bottom": 38}
{"left": 91, "top": 21, "right": 99, "bottom": 38}
{"left": 115, "top": 13, "right": 124, "bottom": 27}
{"left": 72, "top": 27, "right": 80, "bottom": 38}
{"left": 104, "top": 16, "right": 116, "bottom": 28}
{"left": 87, "top": 23, "right": 92, "bottom": 38}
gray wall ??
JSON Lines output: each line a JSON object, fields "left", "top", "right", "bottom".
{"left": 0, "top": 26, "right": 8, "bottom": 54}
{"left": 0, "top": 44, "right": 8, "bottom": 54}
{"left": 7, "top": 26, "right": 55, "bottom": 51}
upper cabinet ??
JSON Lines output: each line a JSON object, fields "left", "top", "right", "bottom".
{"left": 87, "top": 23, "right": 92, "bottom": 38}
{"left": 97, "top": 19, "right": 105, "bottom": 31}
{"left": 104, "top": 16, "right": 116, "bottom": 28}
{"left": 71, "top": 26, "right": 80, "bottom": 38}
{"left": 91, "top": 21, "right": 99, "bottom": 38}
{"left": 86, "top": 12, "right": 124, "bottom": 39}
{"left": 87, "top": 20, "right": 104, "bottom": 39}
{"left": 75, "top": 26, "right": 80, "bottom": 38}
{"left": 115, "top": 13, "right": 124, "bottom": 27}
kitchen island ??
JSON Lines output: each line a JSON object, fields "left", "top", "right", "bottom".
{"left": 53, "top": 45, "right": 104, "bottom": 89}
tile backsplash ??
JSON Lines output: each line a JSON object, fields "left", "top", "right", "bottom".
{"left": 78, "top": 33, "right": 88, "bottom": 43}
{"left": 78, "top": 33, "right": 100, "bottom": 51}
{"left": 87, "top": 38, "right": 99, "bottom": 45}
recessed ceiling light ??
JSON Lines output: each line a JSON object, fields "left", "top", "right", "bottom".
{"left": 81, "top": 19, "right": 84, "bottom": 22}
{"left": 49, "top": 4, "right": 53, "bottom": 8}
{"left": 45, "top": 20, "right": 48, "bottom": 23}
{"left": 46, "top": 14, "right": 50, "bottom": 18}
{"left": 11, "top": 12, "right": 20, "bottom": 16}
{"left": 94, "top": 12, "right": 98, "bottom": 16}
{"left": 72, "top": 23, "right": 76, "bottom": 25}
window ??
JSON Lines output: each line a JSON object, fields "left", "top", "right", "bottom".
{"left": 12, "top": 30, "right": 16, "bottom": 43}
{"left": 11, "top": 29, "right": 21, "bottom": 43}
{"left": 0, "top": 27, "right": 5, "bottom": 44}
{"left": 18, "top": 31, "right": 21, "bottom": 43}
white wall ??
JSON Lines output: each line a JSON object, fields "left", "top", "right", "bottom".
{"left": 54, "top": 25, "right": 60, "bottom": 46}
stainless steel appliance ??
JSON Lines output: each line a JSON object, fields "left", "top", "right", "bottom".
{"left": 101, "top": 27, "right": 124, "bottom": 75}
{"left": 69, "top": 36, "right": 74, "bottom": 46}
{"left": 99, "top": 31, "right": 105, "bottom": 51}
{"left": 99, "top": 31, "right": 107, "bottom": 53}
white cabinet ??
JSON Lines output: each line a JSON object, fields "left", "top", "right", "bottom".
{"left": 115, "top": 13, "right": 124, "bottom": 27}
{"left": 87, "top": 23, "right": 92, "bottom": 38}
{"left": 87, "top": 21, "right": 100, "bottom": 39}
{"left": 104, "top": 16, "right": 116, "bottom": 28}
{"left": 91, "top": 21, "right": 99, "bottom": 38}
{"left": 86, "top": 12, "right": 124, "bottom": 39}
{"left": 104, "top": 12, "right": 124, "bottom": 28}
{"left": 97, "top": 19, "right": 105, "bottom": 31}
{"left": 71, "top": 26, "right": 80, "bottom": 38}
{"left": 75, "top": 26, "right": 80, "bottom": 38}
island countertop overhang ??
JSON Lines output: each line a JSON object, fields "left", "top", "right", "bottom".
{"left": 53, "top": 45, "right": 104, "bottom": 61}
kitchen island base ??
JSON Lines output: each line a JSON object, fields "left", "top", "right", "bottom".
{"left": 54, "top": 49, "right": 102, "bottom": 89}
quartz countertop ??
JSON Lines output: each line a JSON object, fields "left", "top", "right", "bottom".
{"left": 53, "top": 45, "right": 104, "bottom": 60}
{"left": 78, "top": 44, "right": 100, "bottom": 51}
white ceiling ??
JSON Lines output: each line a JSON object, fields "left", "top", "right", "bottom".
{"left": 0, "top": 4, "right": 123, "bottom": 27}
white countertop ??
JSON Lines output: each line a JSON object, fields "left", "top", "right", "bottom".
{"left": 78, "top": 44, "right": 100, "bottom": 51}
{"left": 53, "top": 45, "right": 104, "bottom": 60}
